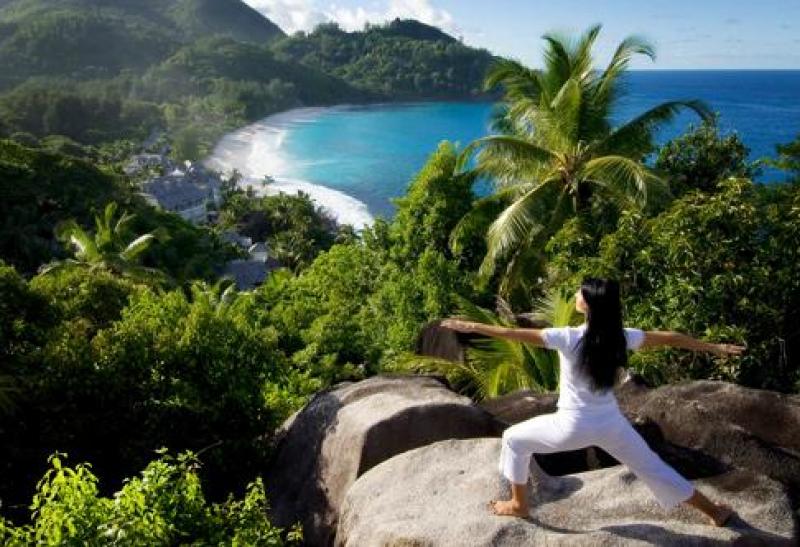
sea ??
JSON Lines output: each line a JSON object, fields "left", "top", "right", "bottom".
{"left": 206, "top": 70, "right": 800, "bottom": 229}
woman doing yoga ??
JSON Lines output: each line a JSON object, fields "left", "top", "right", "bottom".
{"left": 441, "top": 277, "right": 745, "bottom": 527}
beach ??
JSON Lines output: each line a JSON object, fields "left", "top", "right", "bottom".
{"left": 205, "top": 106, "right": 376, "bottom": 229}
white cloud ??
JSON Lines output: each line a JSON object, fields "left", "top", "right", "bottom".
{"left": 244, "top": 0, "right": 459, "bottom": 36}
{"left": 245, "top": 0, "right": 328, "bottom": 34}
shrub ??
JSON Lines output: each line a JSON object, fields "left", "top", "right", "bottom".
{"left": 549, "top": 178, "right": 800, "bottom": 390}
{"left": 0, "top": 451, "right": 300, "bottom": 546}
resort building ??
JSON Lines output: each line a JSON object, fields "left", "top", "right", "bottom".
{"left": 223, "top": 241, "right": 281, "bottom": 290}
{"left": 221, "top": 230, "right": 253, "bottom": 249}
{"left": 124, "top": 154, "right": 173, "bottom": 176}
{"left": 138, "top": 161, "right": 224, "bottom": 224}
{"left": 140, "top": 176, "right": 209, "bottom": 224}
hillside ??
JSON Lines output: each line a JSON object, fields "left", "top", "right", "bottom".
{"left": 0, "top": 0, "right": 284, "bottom": 89}
{"left": 0, "top": 1, "right": 496, "bottom": 154}
{"left": 273, "top": 19, "right": 495, "bottom": 99}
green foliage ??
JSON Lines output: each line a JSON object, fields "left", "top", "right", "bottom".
{"left": 260, "top": 144, "right": 482, "bottom": 375}
{"left": 30, "top": 267, "right": 139, "bottom": 335}
{"left": 0, "top": 451, "right": 299, "bottom": 545}
{"left": 0, "top": 261, "right": 53, "bottom": 365}
{"left": 0, "top": 272, "right": 309, "bottom": 517}
{"left": 0, "top": 4, "right": 489, "bottom": 153}
{"left": 0, "top": 9, "right": 176, "bottom": 85}
{"left": 456, "top": 25, "right": 710, "bottom": 306}
{"left": 169, "top": 0, "right": 285, "bottom": 45}
{"left": 0, "top": 79, "right": 163, "bottom": 144}
{"left": 0, "top": 261, "right": 54, "bottom": 411}
{"left": 220, "top": 190, "right": 339, "bottom": 272}
{"left": 266, "top": 243, "right": 383, "bottom": 380}
{"left": 0, "top": 140, "right": 130, "bottom": 274}
{"left": 40, "top": 202, "right": 167, "bottom": 286}
{"left": 273, "top": 19, "right": 495, "bottom": 99}
{"left": 655, "top": 119, "right": 754, "bottom": 198}
{"left": 0, "top": 141, "right": 232, "bottom": 280}
{"left": 550, "top": 178, "right": 800, "bottom": 390}
{"left": 90, "top": 285, "right": 288, "bottom": 426}
{"left": 361, "top": 248, "right": 468, "bottom": 365}
{"left": 390, "top": 141, "right": 479, "bottom": 265}
{"left": 390, "top": 290, "right": 578, "bottom": 399}
{"left": 770, "top": 133, "right": 800, "bottom": 179}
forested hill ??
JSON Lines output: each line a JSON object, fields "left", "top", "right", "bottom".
{"left": 0, "top": 0, "right": 496, "bottom": 154}
{"left": 273, "top": 19, "right": 495, "bottom": 99}
{"left": 0, "top": 0, "right": 286, "bottom": 87}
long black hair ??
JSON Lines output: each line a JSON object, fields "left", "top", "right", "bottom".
{"left": 576, "top": 277, "right": 628, "bottom": 391}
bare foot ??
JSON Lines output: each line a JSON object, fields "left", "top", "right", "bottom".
{"left": 488, "top": 499, "right": 529, "bottom": 518}
{"left": 709, "top": 504, "right": 734, "bottom": 527}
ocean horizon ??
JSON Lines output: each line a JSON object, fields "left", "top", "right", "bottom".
{"left": 206, "top": 70, "right": 800, "bottom": 229}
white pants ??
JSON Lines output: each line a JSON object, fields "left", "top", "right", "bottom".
{"left": 498, "top": 406, "right": 695, "bottom": 509}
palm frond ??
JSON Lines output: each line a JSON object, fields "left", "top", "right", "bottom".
{"left": 449, "top": 187, "right": 515, "bottom": 255}
{"left": 541, "top": 31, "right": 574, "bottom": 86}
{"left": 113, "top": 209, "right": 137, "bottom": 237}
{"left": 37, "top": 258, "right": 85, "bottom": 276}
{"left": 595, "top": 35, "right": 655, "bottom": 105}
{"left": 484, "top": 58, "right": 543, "bottom": 98}
{"left": 530, "top": 287, "right": 580, "bottom": 327}
{"left": 480, "top": 179, "right": 558, "bottom": 278}
{"left": 597, "top": 100, "right": 713, "bottom": 157}
{"left": 581, "top": 155, "right": 667, "bottom": 208}
{"left": 451, "top": 294, "right": 561, "bottom": 398}
{"left": 458, "top": 135, "right": 556, "bottom": 174}
{"left": 572, "top": 23, "right": 602, "bottom": 78}
{"left": 120, "top": 233, "right": 156, "bottom": 262}
{"left": 549, "top": 77, "right": 582, "bottom": 141}
{"left": 55, "top": 220, "right": 95, "bottom": 260}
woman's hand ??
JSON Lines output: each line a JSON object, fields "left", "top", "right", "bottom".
{"left": 441, "top": 318, "right": 477, "bottom": 333}
{"left": 709, "top": 342, "right": 746, "bottom": 357}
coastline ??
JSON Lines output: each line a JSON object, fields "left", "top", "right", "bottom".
{"left": 205, "top": 99, "right": 494, "bottom": 230}
{"left": 204, "top": 105, "right": 377, "bottom": 229}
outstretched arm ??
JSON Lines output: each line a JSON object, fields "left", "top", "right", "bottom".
{"left": 440, "top": 319, "right": 547, "bottom": 347}
{"left": 640, "top": 330, "right": 746, "bottom": 357}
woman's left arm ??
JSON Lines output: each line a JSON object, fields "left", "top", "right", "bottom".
{"left": 440, "top": 319, "right": 547, "bottom": 347}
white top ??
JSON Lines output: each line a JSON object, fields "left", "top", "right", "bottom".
{"left": 541, "top": 324, "right": 646, "bottom": 410}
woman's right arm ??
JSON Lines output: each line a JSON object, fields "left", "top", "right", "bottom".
{"left": 440, "top": 319, "right": 548, "bottom": 347}
{"left": 640, "top": 330, "right": 746, "bottom": 357}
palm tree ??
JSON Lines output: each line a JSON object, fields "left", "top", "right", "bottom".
{"left": 454, "top": 24, "right": 712, "bottom": 300}
{"left": 39, "top": 202, "right": 167, "bottom": 285}
{"left": 187, "top": 279, "right": 240, "bottom": 316}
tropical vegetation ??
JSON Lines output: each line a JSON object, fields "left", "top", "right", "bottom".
{"left": 0, "top": 0, "right": 494, "bottom": 158}
{"left": 454, "top": 24, "right": 711, "bottom": 305}
{"left": 0, "top": 452, "right": 301, "bottom": 545}
{"left": 0, "top": 10, "right": 799, "bottom": 544}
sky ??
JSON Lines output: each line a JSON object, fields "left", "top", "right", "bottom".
{"left": 243, "top": 0, "right": 800, "bottom": 69}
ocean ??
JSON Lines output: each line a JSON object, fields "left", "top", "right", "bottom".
{"left": 206, "top": 70, "right": 800, "bottom": 228}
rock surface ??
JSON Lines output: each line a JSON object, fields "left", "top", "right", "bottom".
{"left": 337, "top": 438, "right": 797, "bottom": 546}
{"left": 480, "top": 379, "right": 800, "bottom": 494}
{"left": 265, "top": 375, "right": 501, "bottom": 546}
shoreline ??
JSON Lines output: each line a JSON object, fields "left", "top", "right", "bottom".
{"left": 204, "top": 100, "right": 493, "bottom": 230}
{"left": 205, "top": 105, "right": 377, "bottom": 229}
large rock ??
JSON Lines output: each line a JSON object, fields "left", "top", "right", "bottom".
{"left": 265, "top": 375, "right": 502, "bottom": 546}
{"left": 480, "top": 380, "right": 800, "bottom": 496}
{"left": 337, "top": 438, "right": 796, "bottom": 546}
{"left": 619, "top": 380, "right": 800, "bottom": 495}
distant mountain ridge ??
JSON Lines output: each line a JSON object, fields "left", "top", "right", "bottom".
{"left": 0, "top": 0, "right": 496, "bottom": 150}
{"left": 0, "top": 0, "right": 285, "bottom": 86}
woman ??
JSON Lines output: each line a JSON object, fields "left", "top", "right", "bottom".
{"left": 441, "top": 278, "right": 745, "bottom": 527}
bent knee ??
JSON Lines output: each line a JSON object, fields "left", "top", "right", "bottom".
{"left": 501, "top": 427, "right": 530, "bottom": 453}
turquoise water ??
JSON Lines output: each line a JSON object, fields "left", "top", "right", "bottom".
{"left": 208, "top": 70, "right": 800, "bottom": 226}
{"left": 282, "top": 102, "right": 494, "bottom": 219}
